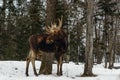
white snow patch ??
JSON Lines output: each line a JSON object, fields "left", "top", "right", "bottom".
{"left": 0, "top": 61, "right": 120, "bottom": 80}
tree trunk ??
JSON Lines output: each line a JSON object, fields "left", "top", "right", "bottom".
{"left": 45, "top": 0, "right": 56, "bottom": 26}
{"left": 82, "top": 0, "right": 95, "bottom": 76}
{"left": 39, "top": 52, "right": 54, "bottom": 74}
{"left": 108, "top": 29, "right": 114, "bottom": 69}
{"left": 94, "top": 24, "right": 103, "bottom": 64}
{"left": 104, "top": 11, "right": 110, "bottom": 68}
{"left": 39, "top": 0, "right": 56, "bottom": 75}
{"left": 76, "top": 22, "right": 82, "bottom": 64}
{"left": 108, "top": 14, "right": 117, "bottom": 69}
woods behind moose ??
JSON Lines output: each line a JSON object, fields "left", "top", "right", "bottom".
{"left": 25, "top": 17, "right": 68, "bottom": 76}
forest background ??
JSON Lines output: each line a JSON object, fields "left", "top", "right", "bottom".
{"left": 0, "top": 0, "right": 120, "bottom": 65}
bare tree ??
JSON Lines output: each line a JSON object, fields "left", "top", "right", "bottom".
{"left": 108, "top": 0, "right": 119, "bottom": 69}
{"left": 82, "top": 0, "right": 95, "bottom": 76}
{"left": 39, "top": 0, "right": 56, "bottom": 75}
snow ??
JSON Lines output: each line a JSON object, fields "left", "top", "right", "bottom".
{"left": 0, "top": 1, "right": 3, "bottom": 7}
{"left": 0, "top": 61, "right": 120, "bottom": 80}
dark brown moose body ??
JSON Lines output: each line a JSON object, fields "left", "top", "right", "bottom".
{"left": 29, "top": 34, "right": 56, "bottom": 53}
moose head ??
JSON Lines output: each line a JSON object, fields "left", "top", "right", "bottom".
{"left": 45, "top": 17, "right": 63, "bottom": 43}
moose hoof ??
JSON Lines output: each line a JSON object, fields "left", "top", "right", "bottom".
{"left": 35, "top": 73, "right": 38, "bottom": 76}
{"left": 57, "top": 73, "right": 62, "bottom": 76}
{"left": 26, "top": 73, "right": 29, "bottom": 77}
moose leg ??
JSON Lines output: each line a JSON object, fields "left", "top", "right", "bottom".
{"left": 57, "top": 60, "right": 60, "bottom": 75}
{"left": 31, "top": 58, "right": 38, "bottom": 76}
{"left": 59, "top": 55, "right": 63, "bottom": 75}
{"left": 26, "top": 49, "right": 38, "bottom": 76}
{"left": 30, "top": 50, "right": 38, "bottom": 76}
{"left": 25, "top": 50, "right": 32, "bottom": 76}
{"left": 57, "top": 54, "right": 63, "bottom": 76}
{"left": 25, "top": 57, "right": 30, "bottom": 76}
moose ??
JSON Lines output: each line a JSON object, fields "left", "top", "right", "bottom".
{"left": 25, "top": 17, "right": 68, "bottom": 76}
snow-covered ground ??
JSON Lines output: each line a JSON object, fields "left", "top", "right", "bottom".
{"left": 0, "top": 61, "right": 120, "bottom": 80}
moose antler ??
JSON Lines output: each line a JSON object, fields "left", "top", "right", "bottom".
{"left": 45, "top": 26, "right": 51, "bottom": 34}
{"left": 45, "top": 25, "right": 56, "bottom": 34}
{"left": 58, "top": 16, "right": 63, "bottom": 28}
{"left": 45, "top": 16, "right": 63, "bottom": 34}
